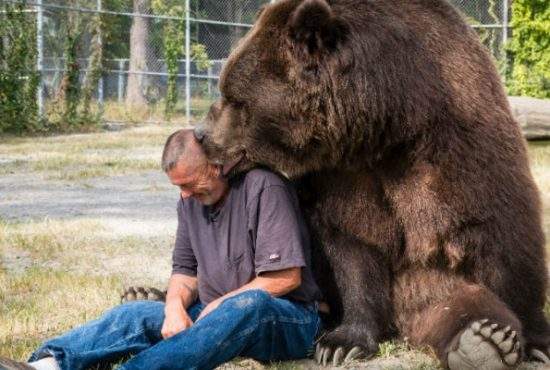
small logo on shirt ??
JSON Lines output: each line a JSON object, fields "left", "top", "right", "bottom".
{"left": 269, "top": 253, "right": 281, "bottom": 263}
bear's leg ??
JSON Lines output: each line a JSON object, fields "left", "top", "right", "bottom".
{"left": 472, "top": 251, "right": 550, "bottom": 363}
{"left": 312, "top": 231, "right": 393, "bottom": 366}
{"left": 394, "top": 269, "right": 523, "bottom": 370}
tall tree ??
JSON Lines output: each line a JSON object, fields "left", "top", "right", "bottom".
{"left": 126, "top": 0, "right": 151, "bottom": 106}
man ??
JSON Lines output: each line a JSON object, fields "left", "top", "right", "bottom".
{"left": 0, "top": 129, "right": 322, "bottom": 370}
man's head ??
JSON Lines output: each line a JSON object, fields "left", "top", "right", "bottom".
{"left": 162, "top": 129, "right": 228, "bottom": 206}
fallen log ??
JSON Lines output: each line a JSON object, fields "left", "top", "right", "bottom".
{"left": 508, "top": 96, "right": 550, "bottom": 141}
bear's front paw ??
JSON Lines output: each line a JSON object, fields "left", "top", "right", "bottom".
{"left": 315, "top": 323, "right": 379, "bottom": 366}
{"left": 120, "top": 286, "right": 167, "bottom": 303}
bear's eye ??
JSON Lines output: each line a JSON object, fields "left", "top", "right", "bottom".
{"left": 224, "top": 96, "right": 245, "bottom": 110}
{"left": 232, "top": 101, "right": 245, "bottom": 110}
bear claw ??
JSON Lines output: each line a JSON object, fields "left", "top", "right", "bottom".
{"left": 447, "top": 319, "right": 522, "bottom": 370}
{"left": 121, "top": 286, "right": 166, "bottom": 303}
{"left": 530, "top": 348, "right": 550, "bottom": 363}
{"left": 344, "top": 346, "right": 363, "bottom": 362}
{"left": 332, "top": 347, "right": 344, "bottom": 365}
{"left": 314, "top": 343, "right": 363, "bottom": 366}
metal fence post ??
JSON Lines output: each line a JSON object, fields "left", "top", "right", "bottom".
{"left": 185, "top": 0, "right": 191, "bottom": 124}
{"left": 501, "top": 0, "right": 509, "bottom": 78}
{"left": 502, "top": 0, "right": 509, "bottom": 44}
{"left": 36, "top": 0, "right": 44, "bottom": 118}
{"left": 97, "top": 0, "right": 104, "bottom": 107}
{"left": 117, "top": 59, "right": 124, "bottom": 102}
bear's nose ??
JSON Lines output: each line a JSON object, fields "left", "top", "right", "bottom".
{"left": 193, "top": 124, "right": 206, "bottom": 143}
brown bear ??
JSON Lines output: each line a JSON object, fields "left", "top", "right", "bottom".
{"left": 192, "top": 0, "right": 550, "bottom": 369}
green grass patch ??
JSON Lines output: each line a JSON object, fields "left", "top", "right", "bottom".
{"left": 0, "top": 268, "right": 121, "bottom": 360}
{"left": 0, "top": 124, "right": 181, "bottom": 180}
{"left": 1, "top": 218, "right": 107, "bottom": 262}
{"left": 101, "top": 97, "right": 210, "bottom": 125}
{"left": 377, "top": 340, "right": 411, "bottom": 358}
{"left": 0, "top": 217, "right": 170, "bottom": 362}
{"left": 0, "top": 218, "right": 172, "bottom": 277}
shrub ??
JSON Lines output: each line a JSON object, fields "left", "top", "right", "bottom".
{"left": 506, "top": 0, "right": 550, "bottom": 98}
{"left": 0, "top": 1, "right": 40, "bottom": 134}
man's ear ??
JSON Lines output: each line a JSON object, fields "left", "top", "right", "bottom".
{"left": 288, "top": 0, "right": 346, "bottom": 57}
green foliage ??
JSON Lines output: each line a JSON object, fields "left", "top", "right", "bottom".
{"left": 152, "top": 0, "right": 211, "bottom": 120}
{"left": 81, "top": 13, "right": 105, "bottom": 121}
{"left": 63, "top": 26, "right": 82, "bottom": 124}
{"left": 162, "top": 19, "right": 184, "bottom": 120}
{"left": 506, "top": 0, "right": 550, "bottom": 98}
{"left": 191, "top": 43, "right": 211, "bottom": 71}
{"left": 0, "top": 1, "right": 40, "bottom": 134}
{"left": 47, "top": 10, "right": 103, "bottom": 130}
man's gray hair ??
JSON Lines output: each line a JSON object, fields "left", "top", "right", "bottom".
{"left": 161, "top": 129, "right": 192, "bottom": 173}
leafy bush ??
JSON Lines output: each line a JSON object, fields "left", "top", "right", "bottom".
{"left": 46, "top": 10, "right": 103, "bottom": 131}
{"left": 0, "top": 1, "right": 40, "bottom": 134}
{"left": 152, "top": 0, "right": 211, "bottom": 120}
{"left": 506, "top": 0, "right": 550, "bottom": 98}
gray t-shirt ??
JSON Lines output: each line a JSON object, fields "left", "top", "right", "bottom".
{"left": 172, "top": 168, "right": 322, "bottom": 305}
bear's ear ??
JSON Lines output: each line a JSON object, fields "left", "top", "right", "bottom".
{"left": 288, "top": 0, "right": 345, "bottom": 57}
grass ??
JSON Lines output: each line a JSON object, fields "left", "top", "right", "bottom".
{"left": 0, "top": 218, "right": 173, "bottom": 282}
{"left": 0, "top": 217, "right": 172, "bottom": 362}
{"left": 0, "top": 267, "right": 121, "bottom": 360}
{"left": 0, "top": 126, "right": 548, "bottom": 369}
{"left": 0, "top": 124, "right": 181, "bottom": 180}
{"left": 101, "top": 98, "right": 214, "bottom": 125}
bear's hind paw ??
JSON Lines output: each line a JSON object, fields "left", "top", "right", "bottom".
{"left": 447, "top": 319, "right": 522, "bottom": 370}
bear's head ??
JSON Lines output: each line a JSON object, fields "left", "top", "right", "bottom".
{"left": 198, "top": 0, "right": 354, "bottom": 178}
{"left": 197, "top": 0, "right": 500, "bottom": 178}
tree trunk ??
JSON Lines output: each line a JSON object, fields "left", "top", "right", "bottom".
{"left": 126, "top": 0, "right": 151, "bottom": 106}
{"left": 229, "top": 2, "right": 246, "bottom": 50}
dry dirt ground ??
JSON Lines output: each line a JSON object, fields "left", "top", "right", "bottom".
{"left": 1, "top": 124, "right": 549, "bottom": 369}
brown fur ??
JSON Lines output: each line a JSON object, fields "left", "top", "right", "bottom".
{"left": 199, "top": 0, "right": 549, "bottom": 366}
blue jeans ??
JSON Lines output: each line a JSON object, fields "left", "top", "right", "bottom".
{"left": 29, "top": 290, "right": 321, "bottom": 370}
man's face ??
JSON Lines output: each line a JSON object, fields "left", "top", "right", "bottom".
{"left": 167, "top": 158, "right": 229, "bottom": 206}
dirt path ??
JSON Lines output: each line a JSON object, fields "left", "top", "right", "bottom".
{"left": 0, "top": 170, "right": 178, "bottom": 237}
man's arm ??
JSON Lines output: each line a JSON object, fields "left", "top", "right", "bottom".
{"left": 166, "top": 273, "right": 198, "bottom": 309}
{"left": 229, "top": 267, "right": 301, "bottom": 297}
{"left": 196, "top": 267, "right": 301, "bottom": 321}
{"left": 162, "top": 197, "right": 199, "bottom": 339}
{"left": 162, "top": 273, "right": 198, "bottom": 338}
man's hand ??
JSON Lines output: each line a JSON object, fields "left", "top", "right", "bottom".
{"left": 161, "top": 273, "right": 198, "bottom": 339}
{"left": 161, "top": 302, "right": 193, "bottom": 339}
{"left": 196, "top": 298, "right": 222, "bottom": 322}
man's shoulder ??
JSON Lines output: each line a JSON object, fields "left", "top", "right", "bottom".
{"left": 241, "top": 168, "right": 290, "bottom": 192}
{"left": 233, "top": 168, "right": 297, "bottom": 208}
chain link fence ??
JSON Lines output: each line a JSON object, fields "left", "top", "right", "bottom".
{"left": 1, "top": 0, "right": 510, "bottom": 127}
{"left": 451, "top": 0, "right": 510, "bottom": 62}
